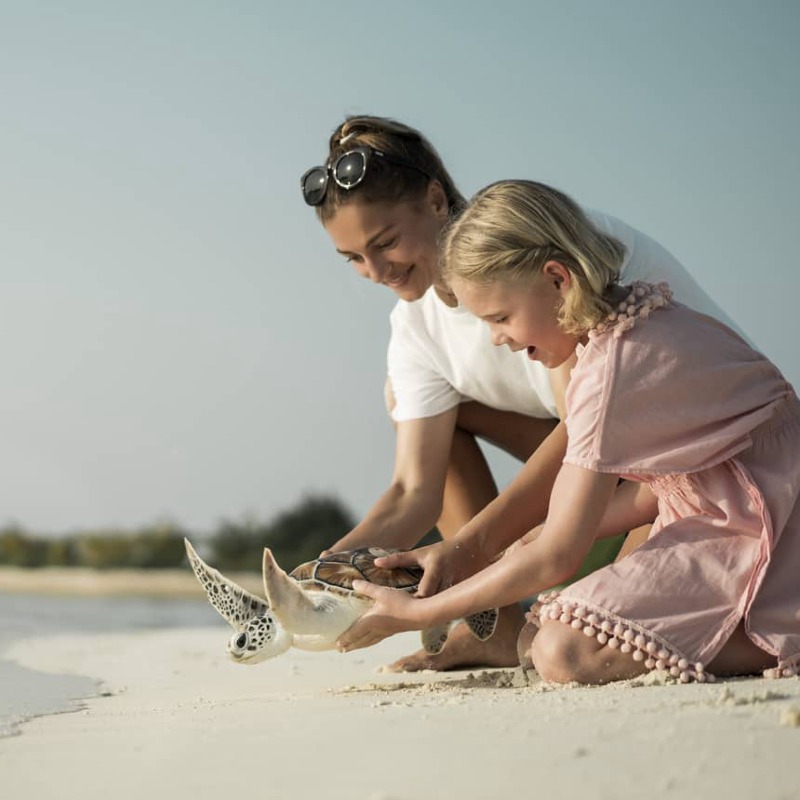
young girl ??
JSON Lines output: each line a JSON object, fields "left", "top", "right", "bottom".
{"left": 338, "top": 180, "right": 800, "bottom": 684}
{"left": 304, "top": 116, "right": 745, "bottom": 672}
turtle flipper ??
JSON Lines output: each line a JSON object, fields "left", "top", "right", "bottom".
{"left": 263, "top": 548, "right": 359, "bottom": 637}
{"left": 421, "top": 610, "right": 498, "bottom": 654}
{"left": 464, "top": 608, "right": 499, "bottom": 641}
{"left": 185, "top": 538, "right": 269, "bottom": 632}
{"left": 421, "top": 623, "right": 451, "bottom": 655}
{"left": 262, "top": 547, "right": 320, "bottom": 632}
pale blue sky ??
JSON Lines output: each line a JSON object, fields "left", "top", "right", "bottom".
{"left": 2, "top": 1, "right": 798, "bottom": 532}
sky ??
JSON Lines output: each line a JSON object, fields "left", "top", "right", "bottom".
{"left": 2, "top": 1, "right": 798, "bottom": 534}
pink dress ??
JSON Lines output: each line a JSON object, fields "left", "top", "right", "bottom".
{"left": 533, "top": 282, "right": 800, "bottom": 682}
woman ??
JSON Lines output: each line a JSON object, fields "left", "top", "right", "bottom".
{"left": 301, "top": 115, "right": 741, "bottom": 671}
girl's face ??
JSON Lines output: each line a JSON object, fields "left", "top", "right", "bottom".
{"left": 323, "top": 185, "right": 449, "bottom": 302}
{"left": 451, "top": 263, "right": 579, "bottom": 369}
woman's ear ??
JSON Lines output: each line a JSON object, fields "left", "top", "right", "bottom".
{"left": 426, "top": 180, "right": 449, "bottom": 222}
{"left": 542, "top": 260, "right": 573, "bottom": 294}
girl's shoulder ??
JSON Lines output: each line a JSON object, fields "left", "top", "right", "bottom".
{"left": 589, "top": 281, "right": 673, "bottom": 341}
{"left": 575, "top": 280, "right": 765, "bottom": 406}
{"left": 566, "top": 282, "right": 791, "bottom": 474}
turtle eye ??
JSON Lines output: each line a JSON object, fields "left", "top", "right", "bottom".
{"left": 235, "top": 633, "right": 248, "bottom": 650}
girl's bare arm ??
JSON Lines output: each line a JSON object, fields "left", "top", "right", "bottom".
{"left": 338, "top": 464, "right": 619, "bottom": 650}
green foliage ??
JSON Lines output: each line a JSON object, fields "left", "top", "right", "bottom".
{"left": 263, "top": 494, "right": 357, "bottom": 568}
{"left": 128, "top": 523, "right": 189, "bottom": 568}
{"left": 0, "top": 525, "right": 49, "bottom": 567}
{"left": 75, "top": 533, "right": 134, "bottom": 570}
{"left": 209, "top": 494, "right": 357, "bottom": 571}
{"left": 208, "top": 517, "right": 266, "bottom": 572}
{"left": 0, "top": 519, "right": 185, "bottom": 571}
{"left": 0, "top": 495, "right": 357, "bottom": 571}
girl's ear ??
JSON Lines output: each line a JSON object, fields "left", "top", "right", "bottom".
{"left": 542, "top": 260, "right": 573, "bottom": 294}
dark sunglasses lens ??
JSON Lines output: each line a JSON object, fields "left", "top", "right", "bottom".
{"left": 302, "top": 168, "right": 328, "bottom": 205}
{"left": 333, "top": 151, "right": 367, "bottom": 188}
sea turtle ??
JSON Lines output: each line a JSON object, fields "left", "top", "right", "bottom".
{"left": 185, "top": 539, "right": 498, "bottom": 664}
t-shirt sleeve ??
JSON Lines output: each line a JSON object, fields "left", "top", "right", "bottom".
{"left": 387, "top": 305, "right": 464, "bottom": 422}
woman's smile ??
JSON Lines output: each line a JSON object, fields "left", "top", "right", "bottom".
{"left": 384, "top": 265, "right": 414, "bottom": 288}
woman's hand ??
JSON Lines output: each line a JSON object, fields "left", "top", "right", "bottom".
{"left": 373, "top": 537, "right": 489, "bottom": 598}
{"left": 337, "top": 581, "right": 428, "bottom": 652}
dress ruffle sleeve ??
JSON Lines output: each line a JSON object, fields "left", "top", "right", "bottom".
{"left": 564, "top": 300, "right": 792, "bottom": 476}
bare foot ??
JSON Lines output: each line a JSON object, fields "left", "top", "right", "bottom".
{"left": 381, "top": 605, "right": 524, "bottom": 673}
{"left": 516, "top": 621, "right": 538, "bottom": 670}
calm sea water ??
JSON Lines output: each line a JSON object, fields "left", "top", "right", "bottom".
{"left": 0, "top": 591, "right": 214, "bottom": 738}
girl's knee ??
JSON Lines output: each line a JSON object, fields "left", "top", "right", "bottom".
{"left": 529, "top": 621, "right": 591, "bottom": 684}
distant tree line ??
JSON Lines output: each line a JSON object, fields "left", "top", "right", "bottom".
{"left": 0, "top": 494, "right": 438, "bottom": 572}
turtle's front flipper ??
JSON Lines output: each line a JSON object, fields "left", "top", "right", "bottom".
{"left": 185, "top": 539, "right": 269, "bottom": 631}
{"left": 421, "top": 623, "right": 452, "bottom": 655}
{"left": 464, "top": 608, "right": 499, "bottom": 641}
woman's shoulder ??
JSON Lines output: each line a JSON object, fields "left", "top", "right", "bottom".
{"left": 584, "top": 209, "right": 744, "bottom": 333}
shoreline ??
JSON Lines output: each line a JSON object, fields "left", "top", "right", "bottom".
{"left": 0, "top": 565, "right": 262, "bottom": 598}
{"left": 1, "top": 626, "right": 799, "bottom": 800}
{"left": 0, "top": 653, "right": 99, "bottom": 741}
{"left": 0, "top": 588, "right": 215, "bottom": 743}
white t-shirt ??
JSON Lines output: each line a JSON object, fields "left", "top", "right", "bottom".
{"left": 387, "top": 210, "right": 741, "bottom": 423}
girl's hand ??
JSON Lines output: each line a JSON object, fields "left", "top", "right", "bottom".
{"left": 374, "top": 538, "right": 488, "bottom": 598}
{"left": 337, "top": 581, "right": 427, "bottom": 652}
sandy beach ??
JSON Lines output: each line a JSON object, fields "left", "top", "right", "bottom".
{"left": 1, "top": 570, "right": 799, "bottom": 800}
{"left": 0, "top": 565, "right": 262, "bottom": 598}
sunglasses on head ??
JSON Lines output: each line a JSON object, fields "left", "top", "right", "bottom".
{"left": 300, "top": 146, "right": 431, "bottom": 206}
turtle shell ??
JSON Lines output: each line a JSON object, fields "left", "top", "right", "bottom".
{"left": 289, "top": 547, "right": 422, "bottom": 594}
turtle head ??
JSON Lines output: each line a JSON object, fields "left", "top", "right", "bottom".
{"left": 184, "top": 538, "right": 294, "bottom": 663}
{"left": 226, "top": 613, "right": 293, "bottom": 664}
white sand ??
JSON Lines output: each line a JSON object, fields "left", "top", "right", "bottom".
{"left": 1, "top": 624, "right": 799, "bottom": 800}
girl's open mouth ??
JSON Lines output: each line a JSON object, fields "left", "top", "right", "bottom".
{"left": 527, "top": 346, "right": 537, "bottom": 360}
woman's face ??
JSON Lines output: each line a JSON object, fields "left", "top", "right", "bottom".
{"left": 323, "top": 186, "right": 448, "bottom": 302}
{"left": 451, "top": 263, "right": 579, "bottom": 369}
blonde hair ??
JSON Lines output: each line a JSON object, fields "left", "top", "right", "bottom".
{"left": 442, "top": 180, "right": 626, "bottom": 334}
{"left": 314, "top": 115, "right": 466, "bottom": 223}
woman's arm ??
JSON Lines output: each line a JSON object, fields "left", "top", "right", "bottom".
{"left": 596, "top": 480, "right": 658, "bottom": 537}
{"left": 442, "top": 355, "right": 576, "bottom": 564}
{"left": 451, "top": 419, "right": 568, "bottom": 562}
{"left": 324, "top": 407, "right": 459, "bottom": 552}
{"left": 374, "top": 418, "right": 568, "bottom": 593}
{"left": 339, "top": 464, "right": 619, "bottom": 650}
